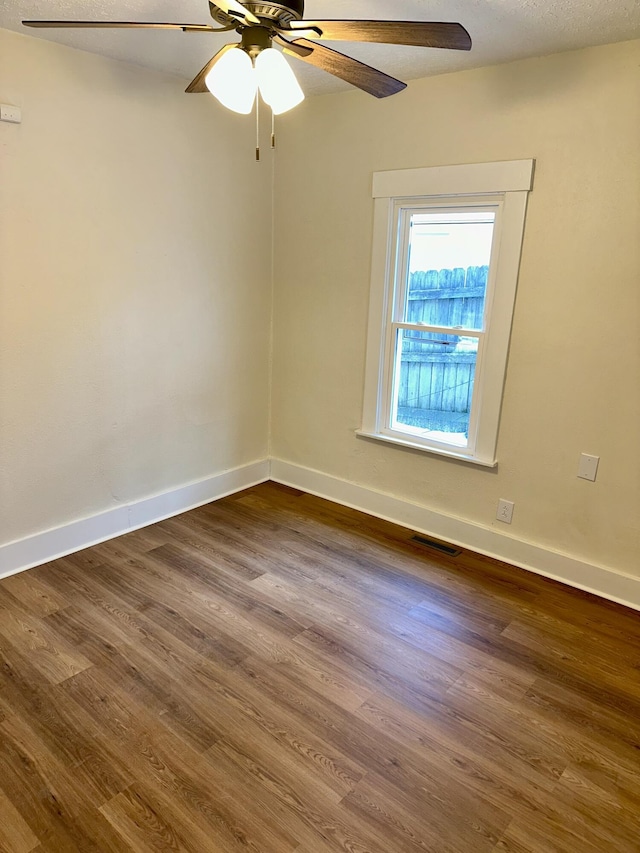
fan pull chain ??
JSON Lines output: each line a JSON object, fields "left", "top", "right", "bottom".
{"left": 271, "top": 109, "right": 276, "bottom": 149}
{"left": 255, "top": 95, "right": 260, "bottom": 161}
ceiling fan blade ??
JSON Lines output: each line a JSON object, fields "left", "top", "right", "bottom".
{"left": 22, "top": 21, "right": 218, "bottom": 31}
{"left": 209, "top": 0, "right": 259, "bottom": 24}
{"left": 272, "top": 33, "right": 313, "bottom": 57}
{"left": 284, "top": 20, "right": 472, "bottom": 51}
{"left": 283, "top": 39, "right": 406, "bottom": 98}
{"left": 186, "top": 43, "right": 238, "bottom": 93}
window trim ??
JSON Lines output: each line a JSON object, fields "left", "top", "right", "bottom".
{"left": 359, "top": 160, "right": 534, "bottom": 467}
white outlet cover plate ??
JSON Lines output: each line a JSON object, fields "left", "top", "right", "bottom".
{"left": 0, "top": 104, "right": 21, "bottom": 123}
{"left": 578, "top": 453, "right": 599, "bottom": 481}
{"left": 497, "top": 499, "right": 514, "bottom": 524}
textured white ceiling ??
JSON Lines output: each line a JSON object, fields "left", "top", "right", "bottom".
{"left": 1, "top": 0, "right": 639, "bottom": 96}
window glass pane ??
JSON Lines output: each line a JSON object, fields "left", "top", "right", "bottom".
{"left": 391, "top": 329, "right": 478, "bottom": 447}
{"left": 404, "top": 210, "right": 495, "bottom": 330}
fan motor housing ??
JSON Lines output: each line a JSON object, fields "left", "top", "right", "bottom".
{"left": 210, "top": 1, "right": 304, "bottom": 27}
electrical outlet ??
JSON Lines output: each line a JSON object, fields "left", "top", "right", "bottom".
{"left": 0, "top": 104, "right": 21, "bottom": 124}
{"left": 496, "top": 499, "right": 514, "bottom": 524}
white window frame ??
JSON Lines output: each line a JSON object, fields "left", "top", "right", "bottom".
{"left": 358, "top": 159, "right": 534, "bottom": 467}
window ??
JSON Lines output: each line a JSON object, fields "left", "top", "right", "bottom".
{"left": 359, "top": 160, "right": 534, "bottom": 466}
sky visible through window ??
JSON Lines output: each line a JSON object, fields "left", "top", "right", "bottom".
{"left": 408, "top": 211, "right": 495, "bottom": 273}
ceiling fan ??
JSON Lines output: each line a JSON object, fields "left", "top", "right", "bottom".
{"left": 23, "top": 1, "right": 472, "bottom": 110}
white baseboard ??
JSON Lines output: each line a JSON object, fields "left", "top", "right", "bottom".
{"left": 0, "top": 459, "right": 270, "bottom": 580}
{"left": 270, "top": 458, "right": 640, "bottom": 613}
{"left": 4, "top": 456, "right": 639, "bottom": 613}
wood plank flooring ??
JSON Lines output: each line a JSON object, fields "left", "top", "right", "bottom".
{"left": 0, "top": 481, "right": 639, "bottom": 852}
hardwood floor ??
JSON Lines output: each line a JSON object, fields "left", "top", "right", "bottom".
{"left": 0, "top": 482, "right": 639, "bottom": 852}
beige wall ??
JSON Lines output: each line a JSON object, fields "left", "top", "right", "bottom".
{"left": 2, "top": 30, "right": 639, "bottom": 582}
{"left": 272, "top": 40, "right": 640, "bottom": 576}
{"left": 0, "top": 29, "right": 272, "bottom": 544}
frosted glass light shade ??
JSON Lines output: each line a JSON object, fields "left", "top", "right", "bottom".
{"left": 206, "top": 48, "right": 256, "bottom": 114}
{"left": 255, "top": 48, "right": 304, "bottom": 115}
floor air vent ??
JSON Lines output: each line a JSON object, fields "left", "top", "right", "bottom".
{"left": 410, "top": 535, "right": 462, "bottom": 557}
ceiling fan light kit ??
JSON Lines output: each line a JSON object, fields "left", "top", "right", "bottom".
{"left": 205, "top": 26, "right": 304, "bottom": 115}
{"left": 22, "top": 0, "right": 471, "bottom": 155}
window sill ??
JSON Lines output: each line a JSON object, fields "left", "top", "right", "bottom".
{"left": 355, "top": 429, "right": 498, "bottom": 468}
